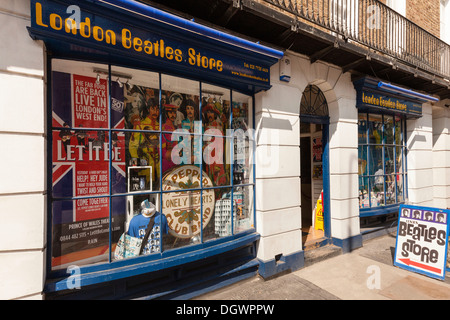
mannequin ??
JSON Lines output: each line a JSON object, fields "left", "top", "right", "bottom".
{"left": 127, "top": 199, "right": 168, "bottom": 254}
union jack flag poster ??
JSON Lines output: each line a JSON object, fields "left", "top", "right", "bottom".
{"left": 51, "top": 71, "right": 126, "bottom": 268}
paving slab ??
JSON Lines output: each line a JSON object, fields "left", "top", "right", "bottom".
{"left": 194, "top": 273, "right": 340, "bottom": 300}
{"left": 194, "top": 233, "right": 450, "bottom": 300}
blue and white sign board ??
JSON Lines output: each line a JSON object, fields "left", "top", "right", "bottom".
{"left": 394, "top": 205, "right": 449, "bottom": 280}
{"left": 28, "top": 0, "right": 283, "bottom": 93}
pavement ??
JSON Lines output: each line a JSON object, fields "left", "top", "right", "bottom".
{"left": 194, "top": 232, "right": 450, "bottom": 300}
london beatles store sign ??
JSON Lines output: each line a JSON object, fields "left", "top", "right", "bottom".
{"left": 353, "top": 76, "right": 423, "bottom": 117}
{"left": 30, "top": 0, "right": 273, "bottom": 90}
{"left": 357, "top": 90, "right": 423, "bottom": 116}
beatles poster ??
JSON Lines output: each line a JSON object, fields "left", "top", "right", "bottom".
{"left": 51, "top": 71, "right": 126, "bottom": 268}
{"left": 394, "top": 205, "right": 449, "bottom": 280}
{"left": 312, "top": 136, "right": 322, "bottom": 163}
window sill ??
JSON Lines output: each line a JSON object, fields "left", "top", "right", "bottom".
{"left": 44, "top": 231, "right": 259, "bottom": 293}
{"left": 360, "top": 204, "right": 401, "bottom": 217}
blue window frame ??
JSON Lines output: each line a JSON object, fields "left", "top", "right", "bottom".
{"left": 47, "top": 58, "right": 256, "bottom": 285}
{"left": 358, "top": 112, "right": 408, "bottom": 216}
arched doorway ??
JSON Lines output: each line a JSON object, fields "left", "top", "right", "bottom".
{"left": 300, "top": 85, "right": 331, "bottom": 249}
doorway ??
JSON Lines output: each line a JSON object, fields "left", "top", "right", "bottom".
{"left": 300, "top": 85, "right": 330, "bottom": 250}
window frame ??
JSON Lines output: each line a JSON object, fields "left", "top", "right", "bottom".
{"left": 46, "top": 57, "right": 257, "bottom": 281}
{"left": 358, "top": 112, "right": 408, "bottom": 217}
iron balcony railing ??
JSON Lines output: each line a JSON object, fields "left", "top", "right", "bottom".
{"left": 262, "top": 0, "right": 450, "bottom": 79}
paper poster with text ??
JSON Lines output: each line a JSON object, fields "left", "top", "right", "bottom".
{"left": 394, "top": 205, "right": 449, "bottom": 280}
{"left": 51, "top": 71, "right": 126, "bottom": 268}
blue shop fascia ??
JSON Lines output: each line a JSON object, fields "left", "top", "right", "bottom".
{"left": 28, "top": 0, "right": 283, "bottom": 300}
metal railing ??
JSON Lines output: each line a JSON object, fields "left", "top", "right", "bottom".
{"left": 262, "top": 0, "right": 450, "bottom": 79}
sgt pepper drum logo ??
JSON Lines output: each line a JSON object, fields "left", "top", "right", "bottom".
{"left": 162, "top": 165, "right": 215, "bottom": 238}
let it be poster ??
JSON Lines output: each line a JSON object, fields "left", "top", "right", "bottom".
{"left": 51, "top": 71, "right": 126, "bottom": 268}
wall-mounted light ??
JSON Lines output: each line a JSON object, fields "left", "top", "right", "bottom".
{"left": 96, "top": 73, "right": 101, "bottom": 85}
{"left": 117, "top": 78, "right": 123, "bottom": 88}
{"left": 279, "top": 56, "right": 291, "bottom": 82}
{"left": 126, "top": 79, "right": 133, "bottom": 90}
{"left": 202, "top": 89, "right": 224, "bottom": 102}
{"left": 93, "top": 68, "right": 132, "bottom": 86}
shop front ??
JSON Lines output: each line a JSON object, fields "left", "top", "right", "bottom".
{"left": 354, "top": 76, "right": 439, "bottom": 228}
{"left": 28, "top": 0, "right": 283, "bottom": 299}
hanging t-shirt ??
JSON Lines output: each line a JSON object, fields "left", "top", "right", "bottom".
{"left": 127, "top": 212, "right": 169, "bottom": 254}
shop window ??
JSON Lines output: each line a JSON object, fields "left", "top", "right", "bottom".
{"left": 358, "top": 113, "right": 407, "bottom": 210}
{"left": 50, "top": 59, "right": 255, "bottom": 271}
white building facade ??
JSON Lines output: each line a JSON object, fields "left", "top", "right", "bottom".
{"left": 1, "top": 0, "right": 450, "bottom": 299}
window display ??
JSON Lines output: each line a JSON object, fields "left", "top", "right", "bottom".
{"left": 232, "top": 91, "right": 254, "bottom": 186}
{"left": 201, "top": 83, "right": 230, "bottom": 188}
{"left": 358, "top": 113, "right": 407, "bottom": 210}
{"left": 50, "top": 59, "right": 255, "bottom": 270}
{"left": 114, "top": 199, "right": 168, "bottom": 260}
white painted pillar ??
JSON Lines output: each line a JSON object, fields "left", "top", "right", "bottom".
{"left": 0, "top": 0, "right": 46, "bottom": 300}
{"left": 432, "top": 101, "right": 450, "bottom": 209}
{"left": 407, "top": 103, "right": 434, "bottom": 206}
{"left": 255, "top": 78, "right": 303, "bottom": 272}
{"left": 326, "top": 75, "right": 361, "bottom": 246}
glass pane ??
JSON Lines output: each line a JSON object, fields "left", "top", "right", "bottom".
{"left": 52, "top": 129, "right": 110, "bottom": 198}
{"left": 232, "top": 134, "right": 254, "bottom": 185}
{"left": 369, "top": 176, "right": 385, "bottom": 207}
{"left": 114, "top": 130, "right": 161, "bottom": 193}
{"left": 369, "top": 145, "right": 383, "bottom": 176}
{"left": 300, "top": 85, "right": 328, "bottom": 116}
{"left": 385, "top": 175, "right": 396, "bottom": 205}
{"left": 169, "top": 132, "right": 201, "bottom": 167}
{"left": 232, "top": 91, "right": 252, "bottom": 131}
{"left": 368, "top": 114, "right": 383, "bottom": 145}
{"left": 113, "top": 195, "right": 166, "bottom": 261}
{"left": 358, "top": 145, "right": 368, "bottom": 176}
{"left": 162, "top": 166, "right": 215, "bottom": 249}
{"left": 204, "top": 187, "right": 232, "bottom": 241}
{"left": 396, "top": 175, "right": 404, "bottom": 203}
{"left": 385, "top": 147, "right": 395, "bottom": 175}
{"left": 384, "top": 115, "right": 394, "bottom": 145}
{"left": 51, "top": 198, "right": 116, "bottom": 270}
{"left": 203, "top": 134, "right": 230, "bottom": 187}
{"left": 359, "top": 177, "right": 370, "bottom": 208}
{"left": 396, "top": 146, "right": 404, "bottom": 174}
{"left": 233, "top": 186, "right": 254, "bottom": 234}
{"left": 395, "top": 116, "right": 403, "bottom": 146}
{"left": 202, "top": 85, "right": 232, "bottom": 186}
{"left": 202, "top": 83, "right": 230, "bottom": 135}
{"left": 161, "top": 74, "right": 200, "bottom": 176}
{"left": 180, "top": 96, "right": 201, "bottom": 128}
{"left": 358, "top": 113, "right": 367, "bottom": 144}
{"left": 52, "top": 60, "right": 110, "bottom": 130}
{"left": 111, "top": 66, "right": 160, "bottom": 130}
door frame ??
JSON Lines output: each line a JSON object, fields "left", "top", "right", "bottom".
{"left": 301, "top": 115, "right": 331, "bottom": 240}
